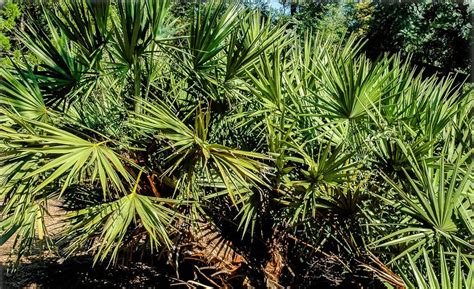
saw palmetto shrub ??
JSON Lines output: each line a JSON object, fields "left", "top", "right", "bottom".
{"left": 0, "top": 1, "right": 472, "bottom": 288}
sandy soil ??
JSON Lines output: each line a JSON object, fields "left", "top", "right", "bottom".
{"left": 0, "top": 201, "right": 181, "bottom": 288}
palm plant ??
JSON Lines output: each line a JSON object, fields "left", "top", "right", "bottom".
{"left": 372, "top": 154, "right": 473, "bottom": 263}
{"left": 0, "top": 0, "right": 472, "bottom": 287}
{"left": 402, "top": 249, "right": 474, "bottom": 289}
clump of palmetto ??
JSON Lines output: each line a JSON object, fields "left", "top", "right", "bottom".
{"left": 0, "top": 1, "right": 472, "bottom": 288}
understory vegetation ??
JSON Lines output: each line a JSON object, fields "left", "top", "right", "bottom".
{"left": 0, "top": 1, "right": 472, "bottom": 288}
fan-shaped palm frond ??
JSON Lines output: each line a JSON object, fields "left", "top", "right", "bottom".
{"left": 0, "top": 65, "right": 49, "bottom": 121}
{"left": 314, "top": 53, "right": 392, "bottom": 121}
{"left": 63, "top": 171, "right": 181, "bottom": 265}
{"left": 0, "top": 112, "right": 131, "bottom": 198}
{"left": 403, "top": 248, "right": 474, "bottom": 289}
{"left": 373, "top": 152, "right": 473, "bottom": 263}
{"left": 131, "top": 98, "right": 269, "bottom": 208}
{"left": 225, "top": 10, "right": 288, "bottom": 83}
{"left": 17, "top": 18, "right": 91, "bottom": 108}
{"left": 49, "top": 0, "right": 110, "bottom": 61}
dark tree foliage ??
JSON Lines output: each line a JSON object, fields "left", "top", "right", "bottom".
{"left": 365, "top": 1, "right": 471, "bottom": 78}
{"left": 293, "top": 1, "right": 471, "bottom": 80}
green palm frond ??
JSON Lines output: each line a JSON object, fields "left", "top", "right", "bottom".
{"left": 17, "top": 17, "right": 91, "bottom": 108}
{"left": 189, "top": 1, "right": 240, "bottom": 71}
{"left": 295, "top": 143, "right": 356, "bottom": 186}
{"left": 50, "top": 0, "right": 110, "bottom": 60}
{"left": 0, "top": 112, "right": 131, "bottom": 198}
{"left": 224, "top": 10, "right": 288, "bottom": 82}
{"left": 0, "top": 65, "right": 49, "bottom": 121}
{"left": 146, "top": 0, "right": 178, "bottom": 42}
{"left": 111, "top": 0, "right": 150, "bottom": 69}
{"left": 282, "top": 143, "right": 357, "bottom": 223}
{"left": 0, "top": 199, "right": 51, "bottom": 260}
{"left": 373, "top": 152, "right": 473, "bottom": 262}
{"left": 63, "top": 171, "right": 181, "bottom": 265}
{"left": 314, "top": 53, "right": 392, "bottom": 121}
{"left": 403, "top": 248, "right": 474, "bottom": 289}
{"left": 131, "top": 99, "right": 269, "bottom": 211}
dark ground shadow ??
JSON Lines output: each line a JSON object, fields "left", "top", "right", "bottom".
{"left": 3, "top": 256, "right": 174, "bottom": 289}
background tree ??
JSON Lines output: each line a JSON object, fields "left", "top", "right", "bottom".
{"left": 291, "top": 0, "right": 472, "bottom": 79}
